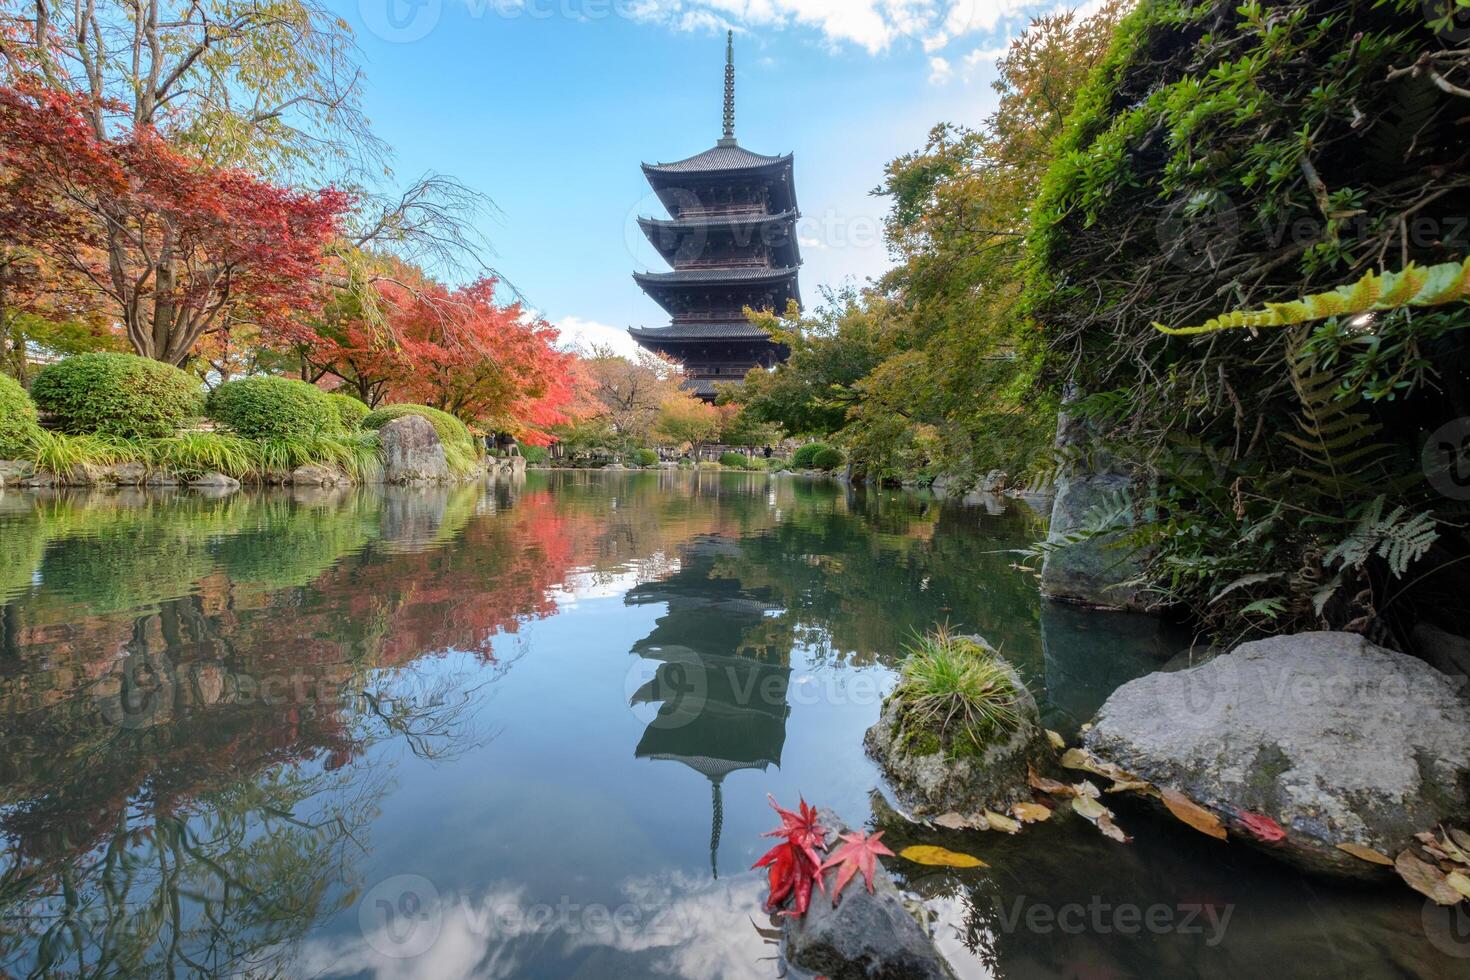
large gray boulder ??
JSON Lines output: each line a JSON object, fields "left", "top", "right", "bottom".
{"left": 1039, "top": 396, "right": 1148, "bottom": 610}
{"left": 865, "top": 645, "right": 1051, "bottom": 818}
{"left": 1039, "top": 469, "right": 1148, "bottom": 609}
{"left": 379, "top": 415, "right": 450, "bottom": 484}
{"left": 1085, "top": 631, "right": 1470, "bottom": 877}
{"left": 783, "top": 811, "right": 955, "bottom": 980}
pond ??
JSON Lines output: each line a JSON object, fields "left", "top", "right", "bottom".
{"left": 0, "top": 473, "right": 1458, "bottom": 978}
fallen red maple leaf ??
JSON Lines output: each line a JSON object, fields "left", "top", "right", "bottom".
{"left": 754, "top": 795, "right": 831, "bottom": 916}
{"left": 763, "top": 794, "right": 828, "bottom": 870}
{"left": 820, "top": 830, "right": 895, "bottom": 905}
{"left": 1237, "top": 809, "right": 1287, "bottom": 842}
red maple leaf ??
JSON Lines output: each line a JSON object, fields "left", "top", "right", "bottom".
{"left": 753, "top": 795, "right": 829, "bottom": 916}
{"left": 1237, "top": 809, "right": 1287, "bottom": 842}
{"left": 819, "top": 830, "right": 895, "bottom": 905}
{"left": 762, "top": 794, "right": 828, "bottom": 871}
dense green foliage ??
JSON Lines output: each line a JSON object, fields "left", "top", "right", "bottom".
{"left": 206, "top": 376, "right": 339, "bottom": 440}
{"left": 1028, "top": 0, "right": 1470, "bottom": 641}
{"left": 739, "top": 6, "right": 1125, "bottom": 488}
{"left": 632, "top": 448, "right": 659, "bottom": 467}
{"left": 790, "top": 443, "right": 833, "bottom": 470}
{"left": 0, "top": 372, "right": 39, "bottom": 457}
{"left": 30, "top": 353, "right": 203, "bottom": 439}
{"left": 327, "top": 392, "right": 371, "bottom": 431}
{"left": 363, "top": 403, "right": 475, "bottom": 448}
{"left": 719, "top": 451, "right": 753, "bottom": 469}
{"left": 811, "top": 447, "right": 846, "bottom": 472}
{"left": 521, "top": 444, "right": 550, "bottom": 465}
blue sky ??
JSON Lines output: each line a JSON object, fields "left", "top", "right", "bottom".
{"left": 334, "top": 0, "right": 1068, "bottom": 354}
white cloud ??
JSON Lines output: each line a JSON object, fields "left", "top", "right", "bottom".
{"left": 624, "top": 0, "right": 1044, "bottom": 55}
{"left": 927, "top": 55, "right": 954, "bottom": 84}
{"left": 547, "top": 315, "right": 642, "bottom": 357}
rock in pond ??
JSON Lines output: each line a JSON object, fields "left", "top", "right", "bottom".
{"left": 379, "top": 415, "right": 450, "bottom": 484}
{"left": 783, "top": 810, "right": 956, "bottom": 980}
{"left": 188, "top": 471, "right": 241, "bottom": 491}
{"left": 0, "top": 459, "right": 36, "bottom": 486}
{"left": 1084, "top": 631, "right": 1470, "bottom": 878}
{"left": 290, "top": 463, "right": 349, "bottom": 488}
{"left": 865, "top": 640, "right": 1052, "bottom": 818}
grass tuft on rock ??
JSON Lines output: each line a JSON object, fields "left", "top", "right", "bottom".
{"left": 891, "top": 627, "right": 1023, "bottom": 758}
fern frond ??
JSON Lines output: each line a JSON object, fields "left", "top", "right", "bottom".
{"left": 1323, "top": 497, "right": 1438, "bottom": 578}
{"left": 1153, "top": 257, "right": 1470, "bottom": 335}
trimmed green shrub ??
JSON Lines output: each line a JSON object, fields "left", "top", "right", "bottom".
{"left": 791, "top": 442, "right": 832, "bottom": 469}
{"left": 812, "top": 447, "right": 845, "bottom": 471}
{"left": 719, "top": 451, "right": 751, "bottom": 469}
{"left": 0, "top": 374, "right": 40, "bottom": 458}
{"left": 30, "top": 352, "right": 203, "bottom": 439}
{"left": 206, "top": 376, "right": 338, "bottom": 441}
{"left": 362, "top": 404, "right": 474, "bottom": 448}
{"left": 632, "top": 448, "right": 659, "bottom": 467}
{"left": 327, "top": 392, "right": 371, "bottom": 431}
{"left": 522, "top": 444, "right": 550, "bottom": 465}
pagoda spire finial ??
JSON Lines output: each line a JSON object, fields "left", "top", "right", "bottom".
{"left": 718, "top": 30, "right": 737, "bottom": 147}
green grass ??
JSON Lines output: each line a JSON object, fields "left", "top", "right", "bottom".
{"left": 892, "top": 626, "right": 1022, "bottom": 756}
{"left": 22, "top": 430, "right": 128, "bottom": 476}
{"left": 254, "top": 433, "right": 383, "bottom": 482}
{"left": 142, "top": 432, "right": 259, "bottom": 478}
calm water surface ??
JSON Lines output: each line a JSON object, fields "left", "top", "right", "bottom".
{"left": 0, "top": 473, "right": 1456, "bottom": 978}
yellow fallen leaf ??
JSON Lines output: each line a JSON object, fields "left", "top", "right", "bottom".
{"left": 1074, "top": 780, "right": 1101, "bottom": 799}
{"left": 984, "top": 810, "right": 1021, "bottom": 834}
{"left": 1435, "top": 831, "right": 1470, "bottom": 867}
{"left": 1160, "top": 789, "right": 1227, "bottom": 841}
{"left": 1027, "top": 766, "right": 1075, "bottom": 797}
{"left": 1072, "top": 795, "right": 1109, "bottom": 821}
{"left": 1396, "top": 850, "right": 1463, "bottom": 906}
{"left": 1046, "top": 729, "right": 1066, "bottom": 750}
{"left": 1097, "top": 813, "right": 1132, "bottom": 844}
{"left": 900, "top": 845, "right": 988, "bottom": 868}
{"left": 1335, "top": 842, "right": 1395, "bottom": 866}
{"left": 1060, "top": 747, "right": 1133, "bottom": 782}
{"left": 1012, "top": 802, "right": 1052, "bottom": 823}
{"left": 1060, "top": 748, "right": 1091, "bottom": 770}
{"left": 1447, "top": 871, "right": 1470, "bottom": 901}
{"left": 1106, "top": 780, "right": 1153, "bottom": 795}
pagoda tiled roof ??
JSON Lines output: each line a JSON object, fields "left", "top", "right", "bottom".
{"left": 643, "top": 143, "right": 792, "bottom": 176}
{"left": 629, "top": 322, "right": 776, "bottom": 340}
{"left": 633, "top": 265, "right": 799, "bottom": 286}
{"left": 638, "top": 210, "right": 797, "bottom": 232}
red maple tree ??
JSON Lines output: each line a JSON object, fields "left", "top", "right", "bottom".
{"left": 0, "top": 84, "right": 348, "bottom": 365}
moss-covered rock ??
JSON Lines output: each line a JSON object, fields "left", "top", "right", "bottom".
{"left": 864, "top": 636, "right": 1052, "bottom": 817}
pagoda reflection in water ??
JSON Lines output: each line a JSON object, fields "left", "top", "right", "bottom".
{"left": 626, "top": 536, "right": 792, "bottom": 877}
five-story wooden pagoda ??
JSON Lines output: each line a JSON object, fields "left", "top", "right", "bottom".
{"left": 630, "top": 32, "right": 800, "bottom": 401}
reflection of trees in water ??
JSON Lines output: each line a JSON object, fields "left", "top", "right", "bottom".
{"left": 0, "top": 484, "right": 567, "bottom": 977}
{"left": 704, "top": 486, "right": 1045, "bottom": 670}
